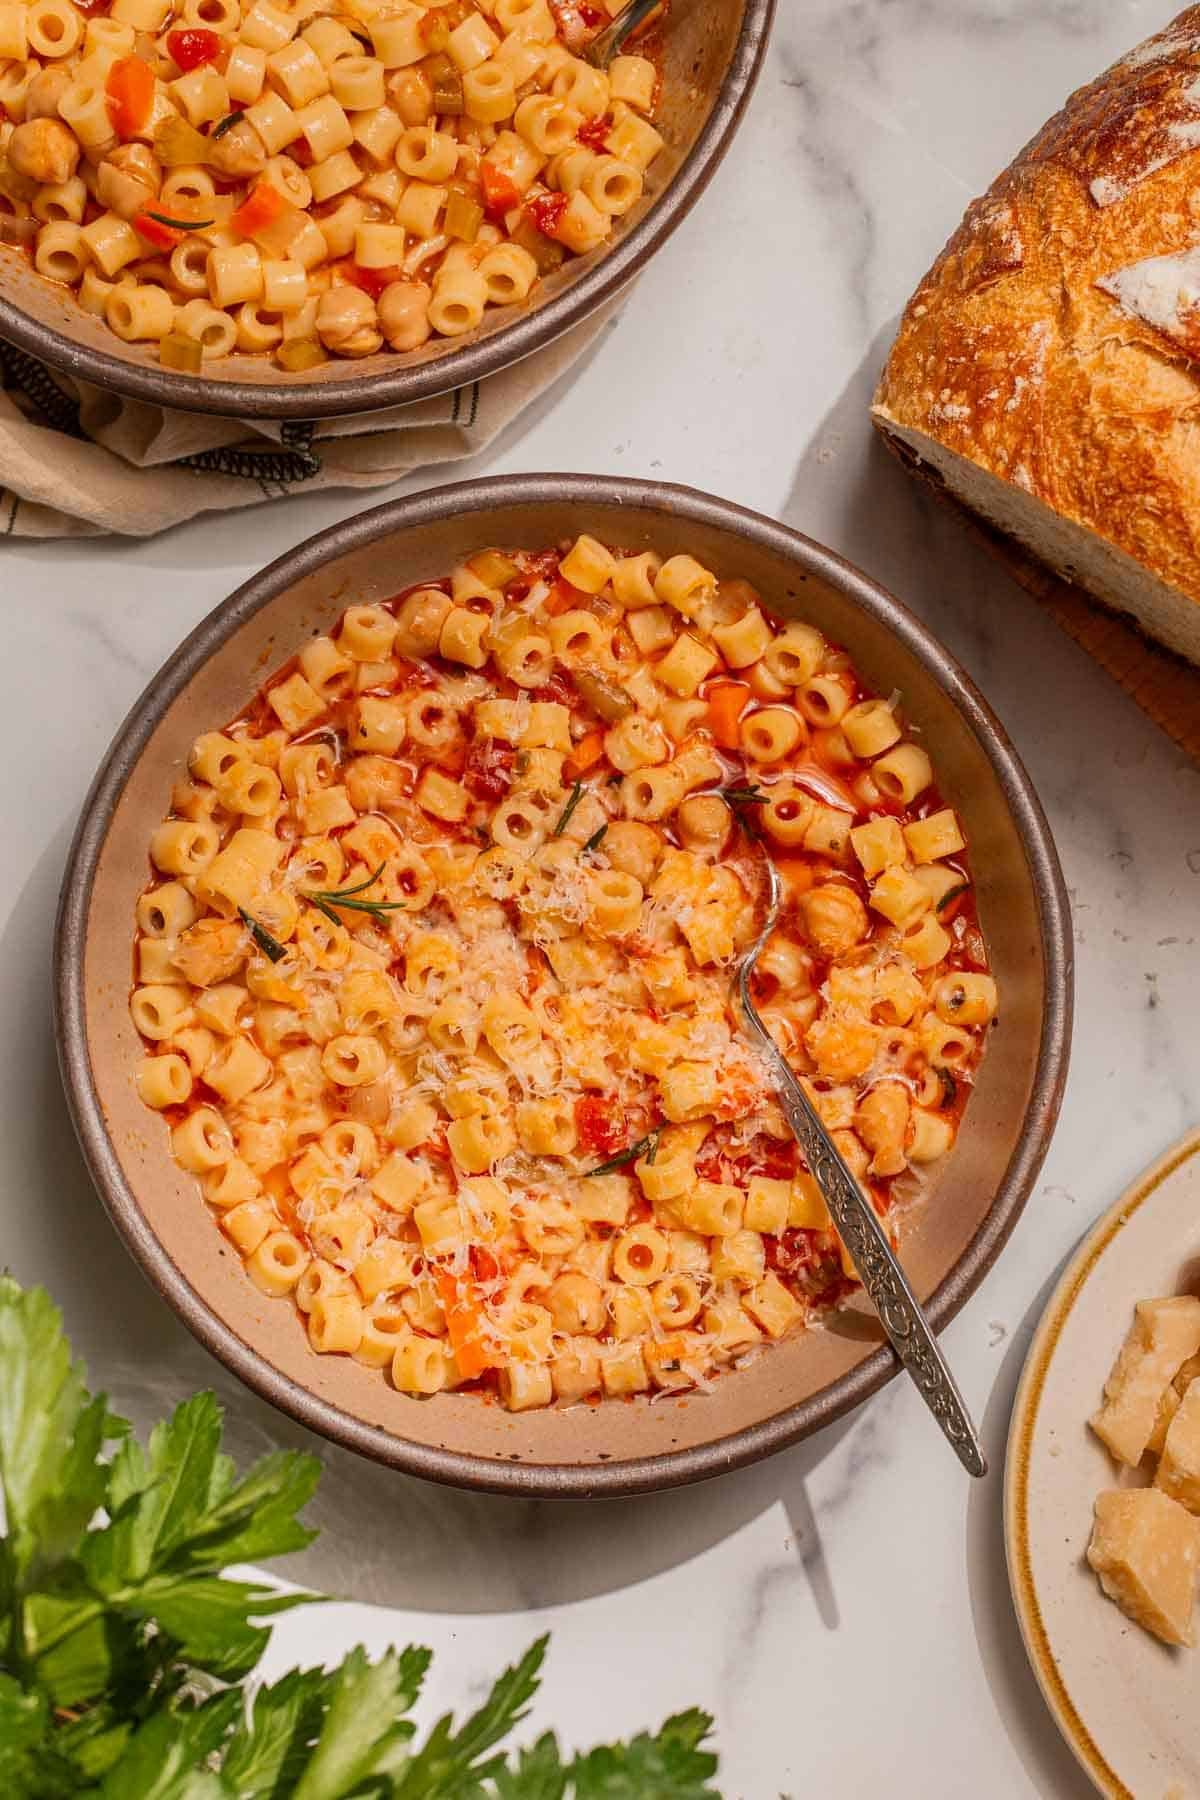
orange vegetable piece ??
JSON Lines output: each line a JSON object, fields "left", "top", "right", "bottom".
{"left": 106, "top": 55, "right": 156, "bottom": 139}
{"left": 132, "top": 211, "right": 185, "bottom": 251}
{"left": 434, "top": 1269, "right": 496, "bottom": 1380}
{"left": 479, "top": 160, "right": 522, "bottom": 218}
{"left": 565, "top": 728, "right": 605, "bottom": 780}
{"left": 705, "top": 681, "right": 750, "bottom": 750}
{"left": 229, "top": 179, "right": 287, "bottom": 242}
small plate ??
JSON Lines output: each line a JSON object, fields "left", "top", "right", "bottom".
{"left": 1006, "top": 1130, "right": 1200, "bottom": 1799}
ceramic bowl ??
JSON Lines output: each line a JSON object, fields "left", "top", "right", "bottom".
{"left": 55, "top": 474, "right": 1073, "bottom": 1495}
{"left": 0, "top": 3, "right": 773, "bottom": 421}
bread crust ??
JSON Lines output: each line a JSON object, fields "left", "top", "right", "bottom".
{"left": 873, "top": 8, "right": 1200, "bottom": 606}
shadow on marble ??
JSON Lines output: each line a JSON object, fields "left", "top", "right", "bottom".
{"left": 964, "top": 1252, "right": 1095, "bottom": 1800}
{"left": 13, "top": 823, "right": 857, "bottom": 1621}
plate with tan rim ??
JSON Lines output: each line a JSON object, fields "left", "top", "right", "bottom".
{"left": 55, "top": 473, "right": 1071, "bottom": 1496}
{"left": 1005, "top": 1130, "right": 1200, "bottom": 1799}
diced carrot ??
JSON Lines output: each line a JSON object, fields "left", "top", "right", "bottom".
{"left": 229, "top": 179, "right": 287, "bottom": 242}
{"left": 705, "top": 680, "right": 750, "bottom": 750}
{"left": 132, "top": 211, "right": 184, "bottom": 251}
{"left": 565, "top": 729, "right": 605, "bottom": 779}
{"left": 106, "top": 55, "right": 156, "bottom": 139}
{"left": 543, "top": 575, "right": 582, "bottom": 616}
{"left": 434, "top": 1269, "right": 496, "bottom": 1380}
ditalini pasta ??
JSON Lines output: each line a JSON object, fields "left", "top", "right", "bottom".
{"left": 0, "top": 0, "right": 663, "bottom": 372}
{"left": 131, "top": 538, "right": 997, "bottom": 1408}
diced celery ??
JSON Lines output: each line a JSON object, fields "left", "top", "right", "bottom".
{"left": 444, "top": 189, "right": 483, "bottom": 243}
{"left": 276, "top": 337, "right": 328, "bottom": 372}
{"left": 154, "top": 113, "right": 211, "bottom": 167}
{"left": 160, "top": 331, "right": 203, "bottom": 373}
{"left": 468, "top": 549, "right": 520, "bottom": 587}
{"left": 511, "top": 216, "right": 564, "bottom": 273}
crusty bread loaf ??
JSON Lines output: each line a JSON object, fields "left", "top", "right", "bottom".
{"left": 872, "top": 8, "right": 1200, "bottom": 666}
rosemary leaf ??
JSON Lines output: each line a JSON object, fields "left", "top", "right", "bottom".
{"left": 580, "top": 823, "right": 608, "bottom": 856}
{"left": 211, "top": 109, "right": 245, "bottom": 139}
{"left": 585, "top": 1128, "right": 660, "bottom": 1178}
{"left": 238, "top": 908, "right": 286, "bottom": 964}
{"left": 552, "top": 780, "right": 584, "bottom": 838}
{"left": 147, "top": 210, "right": 214, "bottom": 231}
{"left": 936, "top": 882, "right": 968, "bottom": 914}
{"left": 301, "top": 862, "right": 409, "bottom": 924}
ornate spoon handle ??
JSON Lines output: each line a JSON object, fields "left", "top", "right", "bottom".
{"left": 739, "top": 972, "right": 987, "bottom": 1478}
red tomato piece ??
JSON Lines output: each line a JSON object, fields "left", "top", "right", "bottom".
{"left": 480, "top": 161, "right": 522, "bottom": 219}
{"left": 166, "top": 26, "right": 220, "bottom": 69}
{"left": 526, "top": 191, "right": 568, "bottom": 240}
{"left": 574, "top": 1095, "right": 626, "bottom": 1158}
{"left": 577, "top": 113, "right": 611, "bottom": 151}
{"left": 463, "top": 737, "right": 516, "bottom": 803}
{"left": 342, "top": 260, "right": 403, "bottom": 300}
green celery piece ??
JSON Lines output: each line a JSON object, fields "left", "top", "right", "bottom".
{"left": 123, "top": 1572, "right": 313, "bottom": 1682}
{"left": 292, "top": 1645, "right": 430, "bottom": 1800}
{"left": 220, "top": 1665, "right": 332, "bottom": 1799}
{"left": 393, "top": 1636, "right": 547, "bottom": 1797}
{"left": 567, "top": 1708, "right": 720, "bottom": 1798}
{"left": 0, "top": 1278, "right": 124, "bottom": 1586}
{"left": 97, "top": 1692, "right": 241, "bottom": 1799}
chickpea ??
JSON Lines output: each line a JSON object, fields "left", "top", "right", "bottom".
{"left": 544, "top": 1272, "right": 606, "bottom": 1336}
{"left": 24, "top": 66, "right": 71, "bottom": 121}
{"left": 316, "top": 285, "right": 382, "bottom": 357}
{"left": 855, "top": 1081, "right": 911, "bottom": 1178}
{"left": 377, "top": 279, "right": 432, "bottom": 352}
{"left": 675, "top": 794, "right": 731, "bottom": 857}
{"left": 207, "top": 119, "right": 267, "bottom": 181}
{"left": 798, "top": 882, "right": 869, "bottom": 957}
{"left": 8, "top": 117, "right": 79, "bottom": 186}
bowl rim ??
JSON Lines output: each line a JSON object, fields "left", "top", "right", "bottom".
{"left": 54, "top": 473, "right": 1074, "bottom": 1496}
{"left": 0, "top": 2, "right": 775, "bottom": 423}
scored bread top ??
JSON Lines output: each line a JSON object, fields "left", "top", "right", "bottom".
{"left": 873, "top": 7, "right": 1200, "bottom": 604}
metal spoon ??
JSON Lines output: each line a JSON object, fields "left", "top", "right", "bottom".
{"left": 583, "top": 0, "right": 661, "bottom": 68}
{"left": 736, "top": 857, "right": 988, "bottom": 1478}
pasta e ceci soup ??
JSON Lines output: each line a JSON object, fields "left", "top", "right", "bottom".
{"left": 0, "top": 0, "right": 663, "bottom": 372}
{"left": 130, "top": 535, "right": 997, "bottom": 1411}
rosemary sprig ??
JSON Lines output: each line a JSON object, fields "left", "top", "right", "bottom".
{"left": 238, "top": 907, "right": 286, "bottom": 963}
{"left": 147, "top": 210, "right": 213, "bottom": 231}
{"left": 210, "top": 109, "right": 245, "bottom": 139}
{"left": 585, "top": 1128, "right": 660, "bottom": 1177}
{"left": 301, "top": 862, "right": 409, "bottom": 926}
{"left": 720, "top": 783, "right": 766, "bottom": 806}
{"left": 552, "top": 780, "right": 584, "bottom": 838}
{"left": 580, "top": 823, "right": 608, "bottom": 856}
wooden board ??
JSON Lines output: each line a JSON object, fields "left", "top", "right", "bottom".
{"left": 884, "top": 434, "right": 1200, "bottom": 760}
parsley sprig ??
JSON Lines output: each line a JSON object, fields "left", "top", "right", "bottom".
{"left": 585, "top": 1128, "right": 661, "bottom": 1177}
{"left": 302, "top": 862, "right": 409, "bottom": 926}
{"left": 0, "top": 1276, "right": 723, "bottom": 1797}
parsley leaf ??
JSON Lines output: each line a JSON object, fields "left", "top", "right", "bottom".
{"left": 0, "top": 1281, "right": 726, "bottom": 1796}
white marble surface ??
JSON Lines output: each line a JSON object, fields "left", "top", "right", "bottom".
{"left": 5, "top": 1, "right": 1200, "bottom": 1792}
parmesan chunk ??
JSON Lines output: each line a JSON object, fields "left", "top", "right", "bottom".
{"left": 1089, "top": 1297, "right": 1200, "bottom": 1466}
{"left": 1157, "top": 1378, "right": 1200, "bottom": 1514}
{"left": 1087, "top": 1488, "right": 1199, "bottom": 1647}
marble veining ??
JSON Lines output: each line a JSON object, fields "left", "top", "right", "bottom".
{"left": 3, "top": 2, "right": 1199, "bottom": 1793}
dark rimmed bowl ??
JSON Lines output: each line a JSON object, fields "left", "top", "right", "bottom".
{"left": 0, "top": 4, "right": 773, "bottom": 421}
{"left": 54, "top": 474, "right": 1073, "bottom": 1496}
